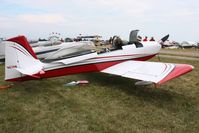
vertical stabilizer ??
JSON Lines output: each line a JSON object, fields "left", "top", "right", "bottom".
{"left": 5, "top": 36, "right": 44, "bottom": 81}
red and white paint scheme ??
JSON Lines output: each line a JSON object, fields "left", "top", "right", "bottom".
{"left": 4, "top": 35, "right": 194, "bottom": 85}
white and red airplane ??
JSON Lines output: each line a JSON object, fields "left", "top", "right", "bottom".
{"left": 4, "top": 34, "right": 194, "bottom": 85}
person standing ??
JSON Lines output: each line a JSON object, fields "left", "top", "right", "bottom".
{"left": 143, "top": 36, "right": 148, "bottom": 42}
{"left": 150, "top": 37, "right": 155, "bottom": 41}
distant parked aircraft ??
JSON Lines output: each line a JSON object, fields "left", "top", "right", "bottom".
{"left": 180, "top": 41, "right": 198, "bottom": 49}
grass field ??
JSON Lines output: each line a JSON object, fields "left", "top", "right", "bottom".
{"left": 160, "top": 49, "right": 199, "bottom": 58}
{"left": 161, "top": 48, "right": 199, "bottom": 53}
{"left": 0, "top": 55, "right": 199, "bottom": 132}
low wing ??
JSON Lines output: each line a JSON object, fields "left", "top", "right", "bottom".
{"left": 101, "top": 61, "right": 194, "bottom": 85}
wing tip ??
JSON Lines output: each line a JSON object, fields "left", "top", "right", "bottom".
{"left": 157, "top": 64, "right": 194, "bottom": 85}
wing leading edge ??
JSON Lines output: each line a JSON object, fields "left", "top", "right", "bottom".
{"left": 101, "top": 61, "right": 194, "bottom": 85}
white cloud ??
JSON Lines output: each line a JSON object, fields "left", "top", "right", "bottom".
{"left": 74, "top": 0, "right": 151, "bottom": 15}
{"left": 1, "top": 0, "right": 199, "bottom": 41}
{"left": 19, "top": 14, "right": 66, "bottom": 24}
{"left": 2, "top": 0, "right": 62, "bottom": 9}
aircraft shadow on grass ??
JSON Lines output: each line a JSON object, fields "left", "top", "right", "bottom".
{"left": 81, "top": 72, "right": 194, "bottom": 112}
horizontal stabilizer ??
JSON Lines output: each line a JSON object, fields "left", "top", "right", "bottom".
{"left": 15, "top": 61, "right": 44, "bottom": 78}
{"left": 101, "top": 61, "right": 194, "bottom": 85}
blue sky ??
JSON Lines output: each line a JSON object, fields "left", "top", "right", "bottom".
{"left": 0, "top": 0, "right": 199, "bottom": 42}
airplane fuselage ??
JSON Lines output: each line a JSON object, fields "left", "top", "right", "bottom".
{"left": 7, "top": 41, "right": 161, "bottom": 81}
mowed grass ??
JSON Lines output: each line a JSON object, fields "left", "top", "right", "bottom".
{"left": 161, "top": 48, "right": 199, "bottom": 53}
{"left": 0, "top": 57, "right": 199, "bottom": 133}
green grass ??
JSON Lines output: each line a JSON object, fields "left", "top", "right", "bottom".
{"left": 161, "top": 48, "right": 199, "bottom": 53}
{"left": 0, "top": 57, "right": 199, "bottom": 133}
{"left": 160, "top": 49, "right": 199, "bottom": 59}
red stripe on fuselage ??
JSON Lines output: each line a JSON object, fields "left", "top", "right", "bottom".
{"left": 6, "top": 54, "right": 156, "bottom": 82}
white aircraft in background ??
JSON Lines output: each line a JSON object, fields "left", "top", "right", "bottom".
{"left": 4, "top": 30, "right": 194, "bottom": 86}
{"left": 0, "top": 39, "right": 5, "bottom": 63}
{"left": 30, "top": 40, "right": 60, "bottom": 47}
{"left": 161, "top": 40, "right": 180, "bottom": 49}
{"left": 0, "top": 38, "right": 94, "bottom": 62}
{"left": 33, "top": 41, "right": 95, "bottom": 60}
{"left": 180, "top": 41, "right": 199, "bottom": 49}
